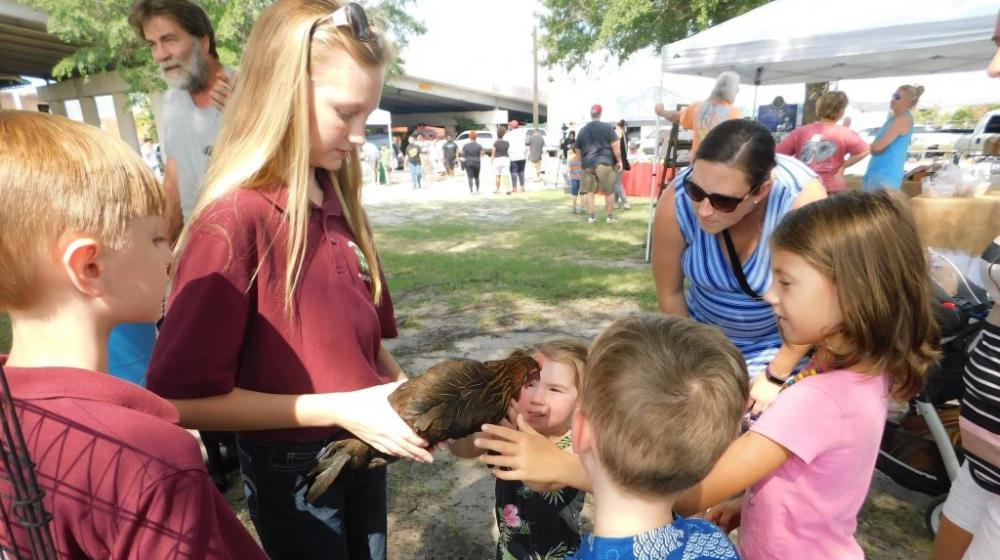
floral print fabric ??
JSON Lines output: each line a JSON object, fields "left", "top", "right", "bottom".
{"left": 495, "top": 435, "right": 584, "bottom": 560}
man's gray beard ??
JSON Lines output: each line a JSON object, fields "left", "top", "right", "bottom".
{"left": 161, "top": 47, "right": 209, "bottom": 92}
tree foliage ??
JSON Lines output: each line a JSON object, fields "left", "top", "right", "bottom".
{"left": 539, "top": 0, "right": 768, "bottom": 70}
{"left": 22, "top": 0, "right": 424, "bottom": 93}
{"left": 916, "top": 104, "right": 1000, "bottom": 127}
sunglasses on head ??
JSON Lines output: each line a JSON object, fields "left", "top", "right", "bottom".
{"left": 312, "top": 2, "right": 373, "bottom": 43}
{"left": 682, "top": 174, "right": 759, "bottom": 213}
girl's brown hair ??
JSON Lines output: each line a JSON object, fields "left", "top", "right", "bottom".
{"left": 771, "top": 190, "right": 939, "bottom": 399}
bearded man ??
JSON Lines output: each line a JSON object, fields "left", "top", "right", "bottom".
{"left": 130, "top": 0, "right": 232, "bottom": 239}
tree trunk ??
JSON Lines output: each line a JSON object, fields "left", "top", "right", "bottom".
{"left": 802, "top": 82, "right": 830, "bottom": 125}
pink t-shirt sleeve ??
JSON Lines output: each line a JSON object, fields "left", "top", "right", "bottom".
{"left": 842, "top": 128, "right": 869, "bottom": 156}
{"left": 750, "top": 384, "right": 844, "bottom": 463}
{"left": 775, "top": 128, "right": 802, "bottom": 156}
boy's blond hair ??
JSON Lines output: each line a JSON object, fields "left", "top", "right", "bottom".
{"left": 0, "top": 110, "right": 165, "bottom": 311}
{"left": 582, "top": 314, "right": 748, "bottom": 497}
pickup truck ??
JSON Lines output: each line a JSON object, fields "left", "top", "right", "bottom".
{"left": 954, "top": 110, "right": 1000, "bottom": 158}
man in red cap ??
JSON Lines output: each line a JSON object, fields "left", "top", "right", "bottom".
{"left": 506, "top": 119, "right": 529, "bottom": 192}
{"left": 573, "top": 104, "right": 622, "bottom": 223}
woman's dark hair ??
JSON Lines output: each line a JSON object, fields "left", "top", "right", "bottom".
{"left": 696, "top": 119, "right": 776, "bottom": 189}
{"left": 497, "top": 127, "right": 506, "bottom": 139}
{"left": 129, "top": 0, "right": 219, "bottom": 59}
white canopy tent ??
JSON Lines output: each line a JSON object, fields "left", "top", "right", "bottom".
{"left": 660, "top": 0, "right": 998, "bottom": 85}
{"left": 642, "top": 0, "right": 999, "bottom": 261}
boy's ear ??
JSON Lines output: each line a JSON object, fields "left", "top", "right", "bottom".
{"left": 61, "top": 238, "right": 106, "bottom": 297}
{"left": 571, "top": 408, "right": 594, "bottom": 455}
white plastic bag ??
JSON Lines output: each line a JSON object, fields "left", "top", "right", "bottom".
{"left": 921, "top": 163, "right": 989, "bottom": 197}
{"left": 921, "top": 164, "right": 961, "bottom": 197}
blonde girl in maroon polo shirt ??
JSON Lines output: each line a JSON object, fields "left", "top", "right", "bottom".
{"left": 146, "top": 2, "right": 431, "bottom": 559}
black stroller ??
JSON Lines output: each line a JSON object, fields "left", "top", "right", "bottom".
{"left": 875, "top": 251, "right": 992, "bottom": 537}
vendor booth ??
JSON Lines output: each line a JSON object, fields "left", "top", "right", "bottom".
{"left": 659, "top": 0, "right": 998, "bottom": 86}
{"left": 643, "top": 0, "right": 1000, "bottom": 264}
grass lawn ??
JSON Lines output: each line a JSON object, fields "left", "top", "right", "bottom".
{"left": 0, "top": 314, "right": 9, "bottom": 355}
{"left": 373, "top": 189, "right": 659, "bottom": 333}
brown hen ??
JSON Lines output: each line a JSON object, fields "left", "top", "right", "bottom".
{"left": 304, "top": 354, "right": 539, "bottom": 502}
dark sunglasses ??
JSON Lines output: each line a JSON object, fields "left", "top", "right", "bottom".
{"left": 892, "top": 93, "right": 902, "bottom": 101}
{"left": 312, "top": 2, "right": 373, "bottom": 43}
{"left": 682, "top": 174, "right": 759, "bottom": 213}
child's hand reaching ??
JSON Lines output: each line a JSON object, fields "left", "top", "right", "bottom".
{"left": 475, "top": 413, "right": 591, "bottom": 492}
{"left": 749, "top": 374, "right": 782, "bottom": 416}
{"left": 703, "top": 497, "right": 744, "bottom": 534}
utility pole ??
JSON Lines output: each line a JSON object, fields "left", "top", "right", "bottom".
{"left": 532, "top": 21, "right": 539, "bottom": 128}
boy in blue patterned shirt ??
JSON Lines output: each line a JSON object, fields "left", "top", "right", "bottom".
{"left": 569, "top": 315, "right": 746, "bottom": 560}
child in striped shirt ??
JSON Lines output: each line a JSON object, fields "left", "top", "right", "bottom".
{"left": 933, "top": 236, "right": 1000, "bottom": 560}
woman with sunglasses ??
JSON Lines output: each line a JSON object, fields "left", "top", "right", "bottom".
{"left": 863, "top": 84, "right": 924, "bottom": 190}
{"left": 651, "top": 119, "right": 826, "bottom": 414}
{"left": 145, "top": 2, "right": 430, "bottom": 559}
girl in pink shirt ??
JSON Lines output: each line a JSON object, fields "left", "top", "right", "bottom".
{"left": 675, "top": 190, "right": 939, "bottom": 559}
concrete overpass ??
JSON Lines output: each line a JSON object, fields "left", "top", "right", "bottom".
{"left": 383, "top": 74, "right": 544, "bottom": 125}
{"left": 0, "top": 0, "right": 73, "bottom": 83}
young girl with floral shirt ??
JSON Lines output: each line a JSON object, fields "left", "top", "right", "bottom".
{"left": 451, "top": 339, "right": 588, "bottom": 560}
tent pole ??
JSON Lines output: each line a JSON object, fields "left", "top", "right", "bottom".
{"left": 644, "top": 71, "right": 666, "bottom": 263}
{"left": 752, "top": 66, "right": 763, "bottom": 119}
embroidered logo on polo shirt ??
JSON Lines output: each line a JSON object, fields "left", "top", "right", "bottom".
{"left": 347, "top": 240, "right": 372, "bottom": 284}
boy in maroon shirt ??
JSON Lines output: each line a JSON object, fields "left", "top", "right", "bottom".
{"left": 0, "top": 110, "right": 266, "bottom": 559}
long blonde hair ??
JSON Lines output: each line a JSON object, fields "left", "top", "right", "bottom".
{"left": 177, "top": 0, "right": 391, "bottom": 310}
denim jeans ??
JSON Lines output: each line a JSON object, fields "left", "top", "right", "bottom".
{"left": 236, "top": 436, "right": 387, "bottom": 560}
{"left": 409, "top": 163, "right": 422, "bottom": 188}
{"left": 510, "top": 159, "right": 526, "bottom": 188}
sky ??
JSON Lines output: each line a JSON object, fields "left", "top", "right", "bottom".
{"left": 400, "top": 0, "right": 542, "bottom": 97}
{"left": 400, "top": 0, "right": 1000, "bottom": 129}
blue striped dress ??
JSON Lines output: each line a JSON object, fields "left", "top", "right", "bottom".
{"left": 675, "top": 154, "right": 815, "bottom": 376}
